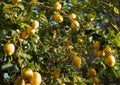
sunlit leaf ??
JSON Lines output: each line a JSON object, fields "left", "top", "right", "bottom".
{"left": 111, "top": 23, "right": 119, "bottom": 31}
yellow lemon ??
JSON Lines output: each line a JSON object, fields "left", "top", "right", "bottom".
{"left": 32, "top": 20, "right": 39, "bottom": 29}
{"left": 71, "top": 20, "right": 80, "bottom": 30}
{"left": 4, "top": 42, "right": 15, "bottom": 56}
{"left": 14, "top": 77, "right": 25, "bottom": 85}
{"left": 12, "top": 0, "right": 22, "bottom": 4}
{"left": 69, "top": 13, "right": 76, "bottom": 20}
{"left": 30, "top": 72, "right": 42, "bottom": 85}
{"left": 52, "top": 13, "right": 63, "bottom": 23}
{"left": 53, "top": 2, "right": 62, "bottom": 11}
{"left": 72, "top": 56, "right": 81, "bottom": 68}
{"left": 93, "top": 77, "right": 100, "bottom": 84}
{"left": 104, "top": 45, "right": 111, "bottom": 55}
{"left": 20, "top": 31, "right": 29, "bottom": 39}
{"left": 97, "top": 50, "right": 105, "bottom": 58}
{"left": 77, "top": 37, "right": 84, "bottom": 43}
{"left": 93, "top": 41, "right": 100, "bottom": 50}
{"left": 88, "top": 68, "right": 96, "bottom": 77}
{"left": 22, "top": 68, "right": 33, "bottom": 81}
{"left": 105, "top": 55, "right": 115, "bottom": 67}
{"left": 26, "top": 27, "right": 36, "bottom": 35}
{"left": 53, "top": 68, "right": 60, "bottom": 78}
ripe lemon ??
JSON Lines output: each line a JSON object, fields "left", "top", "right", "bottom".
{"left": 105, "top": 55, "right": 115, "bottom": 67}
{"left": 12, "top": 0, "right": 22, "bottom": 4}
{"left": 14, "top": 77, "right": 25, "bottom": 85}
{"left": 53, "top": 68, "right": 60, "bottom": 78}
{"left": 25, "top": 83, "right": 31, "bottom": 85}
{"left": 93, "top": 41, "right": 100, "bottom": 50}
{"left": 66, "top": 45, "right": 74, "bottom": 51}
{"left": 4, "top": 42, "right": 15, "bottom": 56}
{"left": 104, "top": 45, "right": 111, "bottom": 55}
{"left": 77, "top": 37, "right": 84, "bottom": 43}
{"left": 32, "top": 20, "right": 39, "bottom": 29}
{"left": 93, "top": 77, "right": 100, "bottom": 84}
{"left": 97, "top": 50, "right": 105, "bottom": 58}
{"left": 52, "top": 13, "right": 63, "bottom": 23}
{"left": 53, "top": 2, "right": 61, "bottom": 11}
{"left": 30, "top": 72, "right": 42, "bottom": 85}
{"left": 88, "top": 68, "right": 96, "bottom": 77}
{"left": 26, "top": 27, "right": 36, "bottom": 35}
{"left": 22, "top": 68, "right": 33, "bottom": 81}
{"left": 61, "top": 83, "right": 66, "bottom": 85}
{"left": 70, "top": 50, "right": 77, "bottom": 57}
{"left": 69, "top": 13, "right": 76, "bottom": 20}
{"left": 72, "top": 56, "right": 81, "bottom": 68}
{"left": 20, "top": 31, "right": 29, "bottom": 39}
{"left": 71, "top": 20, "right": 80, "bottom": 30}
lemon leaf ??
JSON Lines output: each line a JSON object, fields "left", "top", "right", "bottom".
{"left": 113, "top": 7, "right": 119, "bottom": 14}
{"left": 111, "top": 23, "right": 119, "bottom": 31}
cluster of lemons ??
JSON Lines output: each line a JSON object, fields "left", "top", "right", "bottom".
{"left": 93, "top": 41, "right": 115, "bottom": 67}
{"left": 4, "top": 20, "right": 39, "bottom": 56}
{"left": 20, "top": 20, "right": 39, "bottom": 40}
{"left": 14, "top": 68, "right": 42, "bottom": 85}
{"left": 52, "top": 2, "right": 80, "bottom": 30}
{"left": 88, "top": 68, "right": 100, "bottom": 84}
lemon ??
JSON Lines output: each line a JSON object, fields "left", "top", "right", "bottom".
{"left": 69, "top": 13, "right": 76, "bottom": 20}
{"left": 97, "top": 50, "right": 105, "bottom": 58}
{"left": 12, "top": 0, "right": 22, "bottom": 4}
{"left": 71, "top": 20, "right": 80, "bottom": 30}
{"left": 104, "top": 45, "right": 111, "bottom": 55}
{"left": 105, "top": 55, "right": 115, "bottom": 67}
{"left": 72, "top": 56, "right": 81, "bottom": 68}
{"left": 14, "top": 77, "right": 25, "bottom": 85}
{"left": 4, "top": 42, "right": 15, "bottom": 56}
{"left": 26, "top": 27, "right": 36, "bottom": 35}
{"left": 53, "top": 2, "right": 61, "bottom": 11}
{"left": 53, "top": 68, "right": 60, "bottom": 78}
{"left": 77, "top": 37, "right": 84, "bottom": 43}
{"left": 52, "top": 13, "right": 63, "bottom": 23}
{"left": 93, "top": 77, "right": 100, "bottom": 84}
{"left": 88, "top": 68, "right": 96, "bottom": 77}
{"left": 25, "top": 83, "right": 31, "bottom": 85}
{"left": 22, "top": 68, "right": 33, "bottom": 81}
{"left": 32, "top": 20, "right": 39, "bottom": 29}
{"left": 30, "top": 72, "right": 42, "bottom": 85}
{"left": 61, "top": 83, "right": 66, "bottom": 85}
{"left": 93, "top": 41, "right": 100, "bottom": 50}
{"left": 20, "top": 31, "right": 29, "bottom": 39}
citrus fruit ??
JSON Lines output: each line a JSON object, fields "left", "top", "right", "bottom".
{"left": 72, "top": 56, "right": 81, "bottom": 68}
{"left": 14, "top": 77, "right": 25, "bottom": 85}
{"left": 26, "top": 27, "right": 36, "bottom": 35}
{"left": 104, "top": 45, "right": 111, "bottom": 55}
{"left": 53, "top": 2, "right": 62, "bottom": 11}
{"left": 97, "top": 50, "right": 105, "bottom": 58}
{"left": 69, "top": 13, "right": 76, "bottom": 20}
{"left": 12, "top": 0, "right": 22, "bottom": 4}
{"left": 20, "top": 31, "right": 29, "bottom": 39}
{"left": 71, "top": 20, "right": 80, "bottom": 30}
{"left": 105, "top": 55, "right": 115, "bottom": 67}
{"left": 77, "top": 37, "right": 84, "bottom": 43}
{"left": 93, "top": 41, "right": 100, "bottom": 50}
{"left": 30, "top": 72, "right": 42, "bottom": 85}
{"left": 32, "top": 20, "right": 39, "bottom": 29}
{"left": 88, "top": 68, "right": 96, "bottom": 77}
{"left": 93, "top": 77, "right": 100, "bottom": 84}
{"left": 22, "top": 68, "right": 33, "bottom": 81}
{"left": 4, "top": 42, "right": 15, "bottom": 56}
{"left": 53, "top": 68, "right": 60, "bottom": 78}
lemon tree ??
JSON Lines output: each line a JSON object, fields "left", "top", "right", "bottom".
{"left": 0, "top": 0, "right": 120, "bottom": 85}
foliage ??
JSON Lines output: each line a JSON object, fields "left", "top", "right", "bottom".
{"left": 0, "top": 0, "right": 120, "bottom": 85}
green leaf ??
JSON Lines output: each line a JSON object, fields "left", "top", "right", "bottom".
{"left": 111, "top": 23, "right": 119, "bottom": 31}
{"left": 71, "top": 0, "right": 77, "bottom": 5}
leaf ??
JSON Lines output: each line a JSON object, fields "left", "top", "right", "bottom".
{"left": 71, "top": 0, "right": 77, "bottom": 5}
{"left": 115, "top": 32, "right": 120, "bottom": 47}
{"left": 113, "top": 7, "right": 119, "bottom": 14}
{"left": 111, "top": 23, "right": 119, "bottom": 31}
